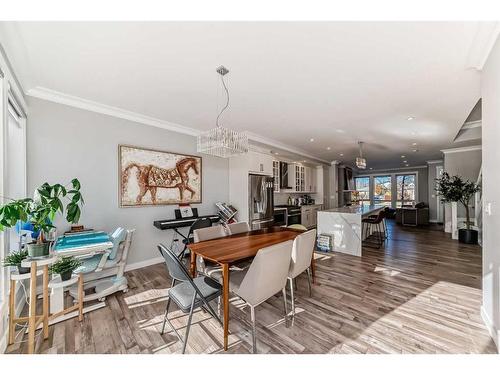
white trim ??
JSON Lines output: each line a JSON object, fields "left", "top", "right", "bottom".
{"left": 27, "top": 86, "right": 201, "bottom": 137}
{"left": 467, "top": 22, "right": 500, "bottom": 71}
{"left": 462, "top": 120, "right": 482, "bottom": 130}
{"left": 124, "top": 256, "right": 164, "bottom": 272}
{"left": 0, "top": 329, "right": 6, "bottom": 353}
{"left": 441, "top": 145, "right": 482, "bottom": 154}
{"left": 481, "top": 305, "right": 499, "bottom": 350}
{"left": 361, "top": 165, "right": 427, "bottom": 173}
{"left": 427, "top": 159, "right": 443, "bottom": 165}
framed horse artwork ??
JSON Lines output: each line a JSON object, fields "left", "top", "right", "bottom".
{"left": 119, "top": 145, "right": 202, "bottom": 207}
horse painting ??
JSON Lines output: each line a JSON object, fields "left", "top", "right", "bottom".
{"left": 119, "top": 145, "right": 201, "bottom": 206}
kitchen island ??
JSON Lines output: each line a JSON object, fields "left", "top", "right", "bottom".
{"left": 317, "top": 205, "right": 385, "bottom": 256}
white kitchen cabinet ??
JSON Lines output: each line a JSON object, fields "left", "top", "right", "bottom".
{"left": 248, "top": 152, "right": 273, "bottom": 175}
{"left": 311, "top": 167, "right": 317, "bottom": 193}
{"left": 272, "top": 160, "right": 280, "bottom": 192}
{"left": 301, "top": 204, "right": 321, "bottom": 228}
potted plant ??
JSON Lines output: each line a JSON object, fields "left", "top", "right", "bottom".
{"left": 2, "top": 249, "right": 30, "bottom": 274}
{"left": 435, "top": 172, "right": 481, "bottom": 244}
{"left": 0, "top": 179, "right": 84, "bottom": 258}
{"left": 49, "top": 256, "right": 82, "bottom": 281}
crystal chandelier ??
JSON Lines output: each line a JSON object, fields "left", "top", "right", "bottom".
{"left": 356, "top": 141, "right": 367, "bottom": 169}
{"left": 197, "top": 66, "right": 248, "bottom": 158}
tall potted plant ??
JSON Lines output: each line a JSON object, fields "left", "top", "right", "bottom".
{"left": 435, "top": 172, "right": 481, "bottom": 244}
{"left": 0, "top": 179, "right": 84, "bottom": 257}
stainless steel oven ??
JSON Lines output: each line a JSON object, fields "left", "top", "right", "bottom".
{"left": 273, "top": 207, "right": 287, "bottom": 227}
{"left": 287, "top": 207, "right": 301, "bottom": 226}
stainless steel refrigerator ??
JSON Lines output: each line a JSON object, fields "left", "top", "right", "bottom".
{"left": 248, "top": 174, "right": 275, "bottom": 230}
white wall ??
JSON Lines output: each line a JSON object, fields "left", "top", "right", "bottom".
{"left": 481, "top": 35, "right": 500, "bottom": 349}
{"left": 427, "top": 162, "right": 444, "bottom": 222}
{"left": 26, "top": 97, "right": 229, "bottom": 266}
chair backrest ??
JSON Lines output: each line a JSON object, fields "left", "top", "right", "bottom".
{"left": 236, "top": 240, "right": 293, "bottom": 306}
{"left": 193, "top": 225, "right": 227, "bottom": 243}
{"left": 108, "top": 227, "right": 127, "bottom": 260}
{"left": 289, "top": 229, "right": 317, "bottom": 279}
{"left": 114, "top": 228, "right": 135, "bottom": 265}
{"left": 227, "top": 221, "right": 250, "bottom": 235}
{"left": 158, "top": 244, "right": 192, "bottom": 282}
{"left": 187, "top": 218, "right": 212, "bottom": 242}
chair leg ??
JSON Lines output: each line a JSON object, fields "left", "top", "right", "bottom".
{"left": 250, "top": 305, "right": 257, "bottom": 354}
{"left": 282, "top": 287, "right": 288, "bottom": 325}
{"left": 161, "top": 297, "right": 172, "bottom": 334}
{"left": 306, "top": 268, "right": 312, "bottom": 297}
{"left": 182, "top": 294, "right": 197, "bottom": 354}
{"left": 289, "top": 278, "right": 295, "bottom": 318}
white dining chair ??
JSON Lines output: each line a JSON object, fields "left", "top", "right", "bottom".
{"left": 227, "top": 240, "right": 293, "bottom": 353}
{"left": 193, "top": 225, "right": 227, "bottom": 276}
{"left": 226, "top": 221, "right": 250, "bottom": 235}
{"left": 288, "top": 229, "right": 317, "bottom": 317}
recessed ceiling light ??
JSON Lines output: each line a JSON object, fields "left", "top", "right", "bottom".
{"left": 303, "top": 160, "right": 307, "bottom": 163}
{"left": 340, "top": 153, "right": 344, "bottom": 156}
{"left": 401, "top": 155, "right": 406, "bottom": 158}
{"left": 407, "top": 116, "right": 414, "bottom": 121}
{"left": 336, "top": 129, "right": 345, "bottom": 134}
{"left": 369, "top": 167, "right": 373, "bottom": 170}
{"left": 412, "top": 149, "right": 418, "bottom": 152}
{"left": 310, "top": 138, "right": 315, "bottom": 142}
{"left": 412, "top": 142, "right": 417, "bottom": 146}
{"left": 327, "top": 147, "right": 331, "bottom": 150}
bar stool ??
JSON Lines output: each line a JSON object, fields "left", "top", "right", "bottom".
{"left": 362, "top": 210, "right": 386, "bottom": 249}
{"left": 368, "top": 207, "right": 389, "bottom": 239}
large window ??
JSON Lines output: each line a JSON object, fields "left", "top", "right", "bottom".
{"left": 354, "top": 176, "right": 370, "bottom": 207}
{"left": 396, "top": 174, "right": 416, "bottom": 207}
{"left": 373, "top": 175, "right": 392, "bottom": 207}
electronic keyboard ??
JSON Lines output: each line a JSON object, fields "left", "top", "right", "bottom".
{"left": 153, "top": 214, "right": 220, "bottom": 230}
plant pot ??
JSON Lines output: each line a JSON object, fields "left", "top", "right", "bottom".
{"left": 27, "top": 242, "right": 50, "bottom": 258}
{"left": 458, "top": 228, "right": 478, "bottom": 244}
{"left": 17, "top": 265, "right": 30, "bottom": 274}
{"left": 60, "top": 271, "right": 73, "bottom": 281}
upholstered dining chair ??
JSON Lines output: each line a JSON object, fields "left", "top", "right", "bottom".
{"left": 226, "top": 221, "right": 250, "bottom": 235}
{"left": 288, "top": 229, "right": 317, "bottom": 317}
{"left": 157, "top": 244, "right": 222, "bottom": 354}
{"left": 193, "top": 225, "right": 227, "bottom": 277}
{"left": 178, "top": 217, "right": 212, "bottom": 259}
{"left": 226, "top": 240, "right": 293, "bottom": 353}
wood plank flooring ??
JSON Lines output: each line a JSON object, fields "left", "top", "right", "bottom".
{"left": 6, "top": 221, "right": 498, "bottom": 354}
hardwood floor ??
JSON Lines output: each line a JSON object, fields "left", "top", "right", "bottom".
{"left": 6, "top": 221, "right": 497, "bottom": 354}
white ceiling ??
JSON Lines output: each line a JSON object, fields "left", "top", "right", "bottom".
{"left": 1, "top": 22, "right": 493, "bottom": 169}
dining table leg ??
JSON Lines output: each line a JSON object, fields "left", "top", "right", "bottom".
{"left": 190, "top": 250, "right": 196, "bottom": 277}
{"left": 310, "top": 252, "right": 316, "bottom": 284}
{"left": 222, "top": 263, "right": 229, "bottom": 351}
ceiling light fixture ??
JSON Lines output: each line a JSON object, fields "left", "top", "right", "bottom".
{"left": 356, "top": 141, "right": 367, "bottom": 170}
{"left": 407, "top": 116, "right": 414, "bottom": 121}
{"left": 197, "top": 66, "right": 248, "bottom": 158}
{"left": 310, "top": 138, "right": 315, "bottom": 142}
{"left": 340, "top": 153, "right": 344, "bottom": 156}
{"left": 412, "top": 149, "right": 418, "bottom": 152}
{"left": 401, "top": 155, "right": 406, "bottom": 158}
{"left": 327, "top": 147, "right": 331, "bottom": 150}
{"left": 412, "top": 142, "right": 417, "bottom": 146}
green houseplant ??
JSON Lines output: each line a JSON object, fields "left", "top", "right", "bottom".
{"left": 435, "top": 172, "right": 481, "bottom": 244}
{"left": 2, "top": 249, "right": 29, "bottom": 274}
{"left": 0, "top": 179, "right": 84, "bottom": 257}
{"left": 49, "top": 256, "right": 82, "bottom": 281}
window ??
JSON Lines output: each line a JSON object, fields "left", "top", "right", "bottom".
{"left": 396, "top": 174, "right": 416, "bottom": 207}
{"left": 354, "top": 176, "right": 370, "bottom": 207}
{"left": 373, "top": 175, "right": 392, "bottom": 207}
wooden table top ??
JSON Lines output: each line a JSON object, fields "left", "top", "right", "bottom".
{"left": 187, "top": 226, "right": 302, "bottom": 264}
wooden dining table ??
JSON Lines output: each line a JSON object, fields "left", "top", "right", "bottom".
{"left": 187, "top": 226, "right": 314, "bottom": 351}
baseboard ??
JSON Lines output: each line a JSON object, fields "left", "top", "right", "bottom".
{"left": 125, "top": 256, "right": 164, "bottom": 272}
{"left": 481, "top": 305, "right": 499, "bottom": 350}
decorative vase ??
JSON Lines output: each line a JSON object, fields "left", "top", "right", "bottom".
{"left": 27, "top": 242, "right": 50, "bottom": 258}
{"left": 60, "top": 271, "right": 73, "bottom": 281}
{"left": 458, "top": 229, "right": 478, "bottom": 244}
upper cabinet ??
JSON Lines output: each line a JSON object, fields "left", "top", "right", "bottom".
{"left": 272, "top": 160, "right": 280, "bottom": 192}
{"left": 246, "top": 151, "right": 274, "bottom": 175}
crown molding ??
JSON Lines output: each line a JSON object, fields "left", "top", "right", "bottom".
{"left": 27, "top": 86, "right": 201, "bottom": 136}
{"left": 441, "top": 145, "right": 482, "bottom": 154}
{"left": 27, "top": 86, "right": 329, "bottom": 164}
{"left": 467, "top": 22, "right": 500, "bottom": 71}
{"left": 426, "top": 159, "right": 444, "bottom": 165}
{"left": 359, "top": 165, "right": 428, "bottom": 174}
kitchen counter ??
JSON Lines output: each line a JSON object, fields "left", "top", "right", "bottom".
{"left": 317, "top": 205, "right": 385, "bottom": 256}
